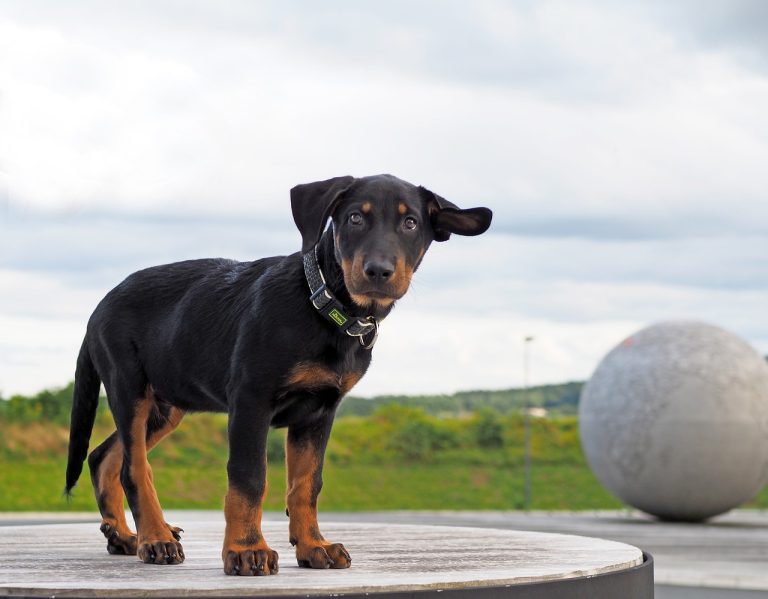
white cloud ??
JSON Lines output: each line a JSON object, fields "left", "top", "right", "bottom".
{"left": 0, "top": 1, "right": 767, "bottom": 397}
{"left": 2, "top": 2, "right": 768, "bottom": 226}
{"left": 0, "top": 271, "right": 94, "bottom": 396}
{"left": 352, "top": 239, "right": 768, "bottom": 397}
{"left": 354, "top": 306, "right": 643, "bottom": 397}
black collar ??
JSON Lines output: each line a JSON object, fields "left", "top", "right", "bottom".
{"left": 302, "top": 246, "right": 379, "bottom": 349}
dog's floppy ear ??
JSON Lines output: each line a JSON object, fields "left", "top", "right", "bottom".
{"left": 291, "top": 176, "right": 356, "bottom": 253}
{"left": 419, "top": 186, "right": 493, "bottom": 242}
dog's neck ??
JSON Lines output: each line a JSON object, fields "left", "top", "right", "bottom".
{"left": 314, "top": 229, "right": 394, "bottom": 321}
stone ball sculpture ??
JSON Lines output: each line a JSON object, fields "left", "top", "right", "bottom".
{"left": 579, "top": 321, "right": 768, "bottom": 521}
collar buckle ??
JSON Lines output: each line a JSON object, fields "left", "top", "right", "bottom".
{"left": 358, "top": 316, "right": 379, "bottom": 349}
{"left": 309, "top": 283, "right": 332, "bottom": 309}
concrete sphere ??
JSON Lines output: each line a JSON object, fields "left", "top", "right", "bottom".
{"left": 579, "top": 321, "right": 768, "bottom": 521}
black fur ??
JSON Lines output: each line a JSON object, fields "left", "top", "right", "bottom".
{"left": 64, "top": 173, "right": 492, "bottom": 571}
{"left": 65, "top": 339, "right": 101, "bottom": 494}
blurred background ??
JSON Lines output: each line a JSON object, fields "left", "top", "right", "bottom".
{"left": 1, "top": 1, "right": 767, "bottom": 513}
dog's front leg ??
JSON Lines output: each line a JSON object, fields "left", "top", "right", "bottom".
{"left": 286, "top": 412, "right": 351, "bottom": 569}
{"left": 222, "top": 407, "right": 279, "bottom": 576}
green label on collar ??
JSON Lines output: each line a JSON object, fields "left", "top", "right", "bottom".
{"left": 328, "top": 308, "right": 347, "bottom": 327}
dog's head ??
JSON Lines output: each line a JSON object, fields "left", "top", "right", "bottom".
{"left": 291, "top": 174, "right": 492, "bottom": 308}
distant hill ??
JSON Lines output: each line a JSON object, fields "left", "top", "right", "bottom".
{"left": 341, "top": 354, "right": 766, "bottom": 418}
{"left": 0, "top": 380, "right": 585, "bottom": 423}
{"left": 338, "top": 353, "right": 768, "bottom": 418}
{"left": 338, "top": 382, "right": 584, "bottom": 417}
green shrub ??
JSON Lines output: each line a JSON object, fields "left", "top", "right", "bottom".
{"left": 471, "top": 408, "right": 504, "bottom": 448}
{"left": 267, "top": 428, "right": 286, "bottom": 462}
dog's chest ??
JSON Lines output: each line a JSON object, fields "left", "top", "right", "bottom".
{"left": 283, "top": 340, "right": 368, "bottom": 395}
{"left": 270, "top": 343, "right": 370, "bottom": 427}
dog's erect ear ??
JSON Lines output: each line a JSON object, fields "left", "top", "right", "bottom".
{"left": 419, "top": 186, "right": 493, "bottom": 242}
{"left": 291, "top": 176, "right": 356, "bottom": 253}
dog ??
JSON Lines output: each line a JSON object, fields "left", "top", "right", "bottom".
{"left": 64, "top": 174, "right": 492, "bottom": 575}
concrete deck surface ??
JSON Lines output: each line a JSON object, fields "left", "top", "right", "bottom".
{"left": 2, "top": 509, "right": 767, "bottom": 596}
{"left": 323, "top": 510, "right": 768, "bottom": 597}
{"left": 0, "top": 518, "right": 643, "bottom": 597}
{"left": 325, "top": 510, "right": 768, "bottom": 590}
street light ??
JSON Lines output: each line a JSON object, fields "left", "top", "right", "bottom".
{"left": 523, "top": 335, "right": 534, "bottom": 511}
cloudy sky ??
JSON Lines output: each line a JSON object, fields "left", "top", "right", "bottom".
{"left": 1, "top": 1, "right": 767, "bottom": 398}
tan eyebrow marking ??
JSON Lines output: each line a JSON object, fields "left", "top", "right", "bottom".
{"left": 361, "top": 202, "right": 372, "bottom": 214}
{"left": 398, "top": 202, "right": 407, "bottom": 215}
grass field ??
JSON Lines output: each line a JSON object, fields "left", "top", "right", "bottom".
{"left": 1, "top": 458, "right": 624, "bottom": 512}
{"left": 3, "top": 406, "right": 768, "bottom": 513}
{"left": 6, "top": 455, "right": 768, "bottom": 513}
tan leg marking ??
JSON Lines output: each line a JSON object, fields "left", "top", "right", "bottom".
{"left": 94, "top": 438, "right": 137, "bottom": 554}
{"left": 94, "top": 406, "right": 184, "bottom": 555}
{"left": 222, "top": 485, "right": 278, "bottom": 575}
{"left": 286, "top": 443, "right": 350, "bottom": 569}
{"left": 128, "top": 395, "right": 184, "bottom": 564}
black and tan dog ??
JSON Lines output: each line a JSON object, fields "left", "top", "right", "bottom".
{"left": 64, "top": 174, "right": 492, "bottom": 575}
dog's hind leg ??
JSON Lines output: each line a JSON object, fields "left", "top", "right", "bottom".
{"left": 88, "top": 431, "right": 136, "bottom": 555}
{"left": 89, "top": 404, "right": 185, "bottom": 556}
{"left": 106, "top": 385, "right": 185, "bottom": 564}
{"left": 88, "top": 405, "right": 185, "bottom": 556}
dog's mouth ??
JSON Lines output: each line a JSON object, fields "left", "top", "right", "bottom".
{"left": 347, "top": 286, "right": 403, "bottom": 309}
{"left": 362, "top": 290, "right": 395, "bottom": 300}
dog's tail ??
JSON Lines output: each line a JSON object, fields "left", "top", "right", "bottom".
{"left": 64, "top": 338, "right": 102, "bottom": 497}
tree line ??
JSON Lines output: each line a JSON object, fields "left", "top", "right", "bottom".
{"left": 0, "top": 380, "right": 584, "bottom": 426}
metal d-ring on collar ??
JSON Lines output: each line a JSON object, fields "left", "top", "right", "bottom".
{"left": 302, "top": 245, "right": 379, "bottom": 349}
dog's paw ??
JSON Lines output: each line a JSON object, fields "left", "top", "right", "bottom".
{"left": 297, "top": 542, "right": 351, "bottom": 569}
{"left": 223, "top": 547, "right": 279, "bottom": 576}
{"left": 100, "top": 520, "right": 138, "bottom": 556}
{"left": 137, "top": 538, "right": 185, "bottom": 565}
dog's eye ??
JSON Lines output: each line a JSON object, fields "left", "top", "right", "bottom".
{"left": 349, "top": 212, "right": 363, "bottom": 225}
{"left": 403, "top": 216, "right": 418, "bottom": 230}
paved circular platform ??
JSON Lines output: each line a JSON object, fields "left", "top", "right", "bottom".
{"left": 0, "top": 520, "right": 651, "bottom": 598}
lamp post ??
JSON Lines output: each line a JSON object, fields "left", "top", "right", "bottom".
{"left": 523, "top": 335, "right": 534, "bottom": 511}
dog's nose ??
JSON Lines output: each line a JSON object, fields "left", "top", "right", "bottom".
{"left": 364, "top": 259, "right": 394, "bottom": 282}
